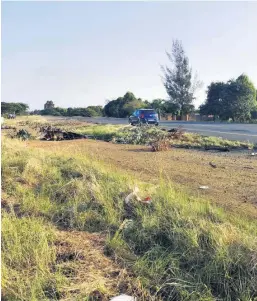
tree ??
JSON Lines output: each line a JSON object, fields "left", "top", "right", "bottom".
{"left": 44, "top": 100, "right": 55, "bottom": 110}
{"left": 162, "top": 39, "right": 202, "bottom": 117}
{"left": 222, "top": 75, "right": 256, "bottom": 122}
{"left": 104, "top": 99, "right": 121, "bottom": 117}
{"left": 148, "top": 99, "right": 166, "bottom": 118}
{"left": 200, "top": 74, "right": 256, "bottom": 122}
{"left": 122, "top": 99, "right": 146, "bottom": 117}
{"left": 86, "top": 106, "right": 103, "bottom": 116}
{"left": 1, "top": 102, "right": 29, "bottom": 115}
{"left": 199, "top": 82, "right": 226, "bottom": 120}
{"left": 104, "top": 92, "right": 146, "bottom": 117}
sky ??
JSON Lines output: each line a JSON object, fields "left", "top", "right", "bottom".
{"left": 1, "top": 1, "right": 257, "bottom": 111}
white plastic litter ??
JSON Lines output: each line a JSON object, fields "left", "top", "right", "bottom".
{"left": 251, "top": 153, "right": 256, "bottom": 156}
{"left": 199, "top": 186, "right": 209, "bottom": 190}
{"left": 110, "top": 295, "right": 136, "bottom": 301}
{"left": 125, "top": 186, "right": 141, "bottom": 204}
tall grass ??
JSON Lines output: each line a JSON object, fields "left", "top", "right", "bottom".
{"left": 2, "top": 138, "right": 257, "bottom": 300}
{"left": 1, "top": 214, "right": 63, "bottom": 301}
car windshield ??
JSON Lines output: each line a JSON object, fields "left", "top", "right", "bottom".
{"left": 139, "top": 110, "right": 156, "bottom": 115}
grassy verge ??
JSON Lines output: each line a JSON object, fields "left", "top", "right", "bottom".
{"left": 3, "top": 116, "right": 255, "bottom": 150}
{"left": 2, "top": 137, "right": 257, "bottom": 300}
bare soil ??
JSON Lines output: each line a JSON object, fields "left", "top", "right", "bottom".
{"left": 28, "top": 139, "right": 257, "bottom": 219}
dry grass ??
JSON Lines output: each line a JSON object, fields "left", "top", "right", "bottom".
{"left": 27, "top": 138, "right": 257, "bottom": 220}
{"left": 55, "top": 230, "right": 143, "bottom": 301}
{"left": 2, "top": 117, "right": 257, "bottom": 300}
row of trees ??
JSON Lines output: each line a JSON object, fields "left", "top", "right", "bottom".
{"left": 2, "top": 39, "right": 257, "bottom": 122}
{"left": 32, "top": 104, "right": 104, "bottom": 117}
{"left": 1, "top": 102, "right": 29, "bottom": 115}
{"left": 103, "top": 93, "right": 182, "bottom": 118}
{"left": 37, "top": 97, "right": 177, "bottom": 118}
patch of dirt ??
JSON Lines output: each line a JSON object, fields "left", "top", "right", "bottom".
{"left": 28, "top": 139, "right": 257, "bottom": 219}
{"left": 56, "top": 230, "right": 145, "bottom": 301}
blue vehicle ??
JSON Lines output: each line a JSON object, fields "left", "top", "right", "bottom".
{"left": 128, "top": 109, "right": 159, "bottom": 126}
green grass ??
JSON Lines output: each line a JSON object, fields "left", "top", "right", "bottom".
{"left": 65, "top": 122, "right": 255, "bottom": 150}
{"left": 3, "top": 115, "right": 254, "bottom": 149}
{"left": 1, "top": 214, "right": 64, "bottom": 301}
{"left": 2, "top": 137, "right": 257, "bottom": 300}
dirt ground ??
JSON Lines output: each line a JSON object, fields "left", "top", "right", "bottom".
{"left": 28, "top": 139, "right": 257, "bottom": 220}
{"left": 56, "top": 230, "right": 140, "bottom": 301}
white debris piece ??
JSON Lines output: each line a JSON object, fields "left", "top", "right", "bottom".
{"left": 199, "top": 186, "right": 209, "bottom": 190}
{"left": 125, "top": 186, "right": 141, "bottom": 204}
{"left": 110, "top": 295, "right": 136, "bottom": 301}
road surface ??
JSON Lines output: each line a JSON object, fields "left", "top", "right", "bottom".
{"left": 50, "top": 116, "right": 257, "bottom": 144}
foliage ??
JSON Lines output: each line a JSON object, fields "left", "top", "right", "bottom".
{"left": 39, "top": 105, "right": 103, "bottom": 117}
{"left": 41, "top": 108, "right": 62, "bottom": 116}
{"left": 1, "top": 102, "right": 29, "bottom": 115}
{"left": 104, "top": 92, "right": 147, "bottom": 117}
{"left": 44, "top": 100, "right": 55, "bottom": 110}
{"left": 199, "top": 82, "right": 226, "bottom": 121}
{"left": 251, "top": 110, "right": 257, "bottom": 120}
{"left": 200, "top": 74, "right": 257, "bottom": 122}
{"left": 113, "top": 126, "right": 168, "bottom": 145}
{"left": 161, "top": 40, "right": 202, "bottom": 117}
{"left": 86, "top": 106, "right": 104, "bottom": 116}
{"left": 147, "top": 99, "right": 180, "bottom": 117}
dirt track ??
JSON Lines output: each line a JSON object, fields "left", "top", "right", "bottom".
{"left": 29, "top": 139, "right": 257, "bottom": 219}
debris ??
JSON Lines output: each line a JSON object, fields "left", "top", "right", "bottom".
{"left": 142, "top": 196, "right": 152, "bottom": 204}
{"left": 205, "top": 146, "right": 230, "bottom": 152}
{"left": 39, "top": 126, "right": 87, "bottom": 141}
{"left": 1, "top": 125, "right": 16, "bottom": 130}
{"left": 243, "top": 166, "right": 254, "bottom": 170}
{"left": 151, "top": 138, "right": 170, "bottom": 152}
{"left": 209, "top": 162, "right": 217, "bottom": 168}
{"left": 118, "top": 219, "right": 134, "bottom": 231}
{"left": 250, "top": 153, "right": 256, "bottom": 156}
{"left": 199, "top": 186, "right": 209, "bottom": 190}
{"left": 110, "top": 295, "right": 136, "bottom": 301}
{"left": 7, "top": 114, "right": 16, "bottom": 119}
{"left": 124, "top": 186, "right": 141, "bottom": 204}
{"left": 16, "top": 129, "right": 31, "bottom": 140}
{"left": 167, "top": 126, "right": 185, "bottom": 139}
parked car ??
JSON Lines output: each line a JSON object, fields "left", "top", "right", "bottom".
{"left": 129, "top": 109, "right": 159, "bottom": 126}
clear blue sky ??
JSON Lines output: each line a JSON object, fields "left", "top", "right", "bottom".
{"left": 2, "top": 1, "right": 257, "bottom": 110}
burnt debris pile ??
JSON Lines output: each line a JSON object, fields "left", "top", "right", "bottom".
{"left": 39, "top": 126, "right": 87, "bottom": 141}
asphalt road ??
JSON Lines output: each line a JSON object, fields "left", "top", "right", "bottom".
{"left": 53, "top": 116, "right": 257, "bottom": 144}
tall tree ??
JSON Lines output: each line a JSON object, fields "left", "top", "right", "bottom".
{"left": 162, "top": 39, "right": 202, "bottom": 117}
